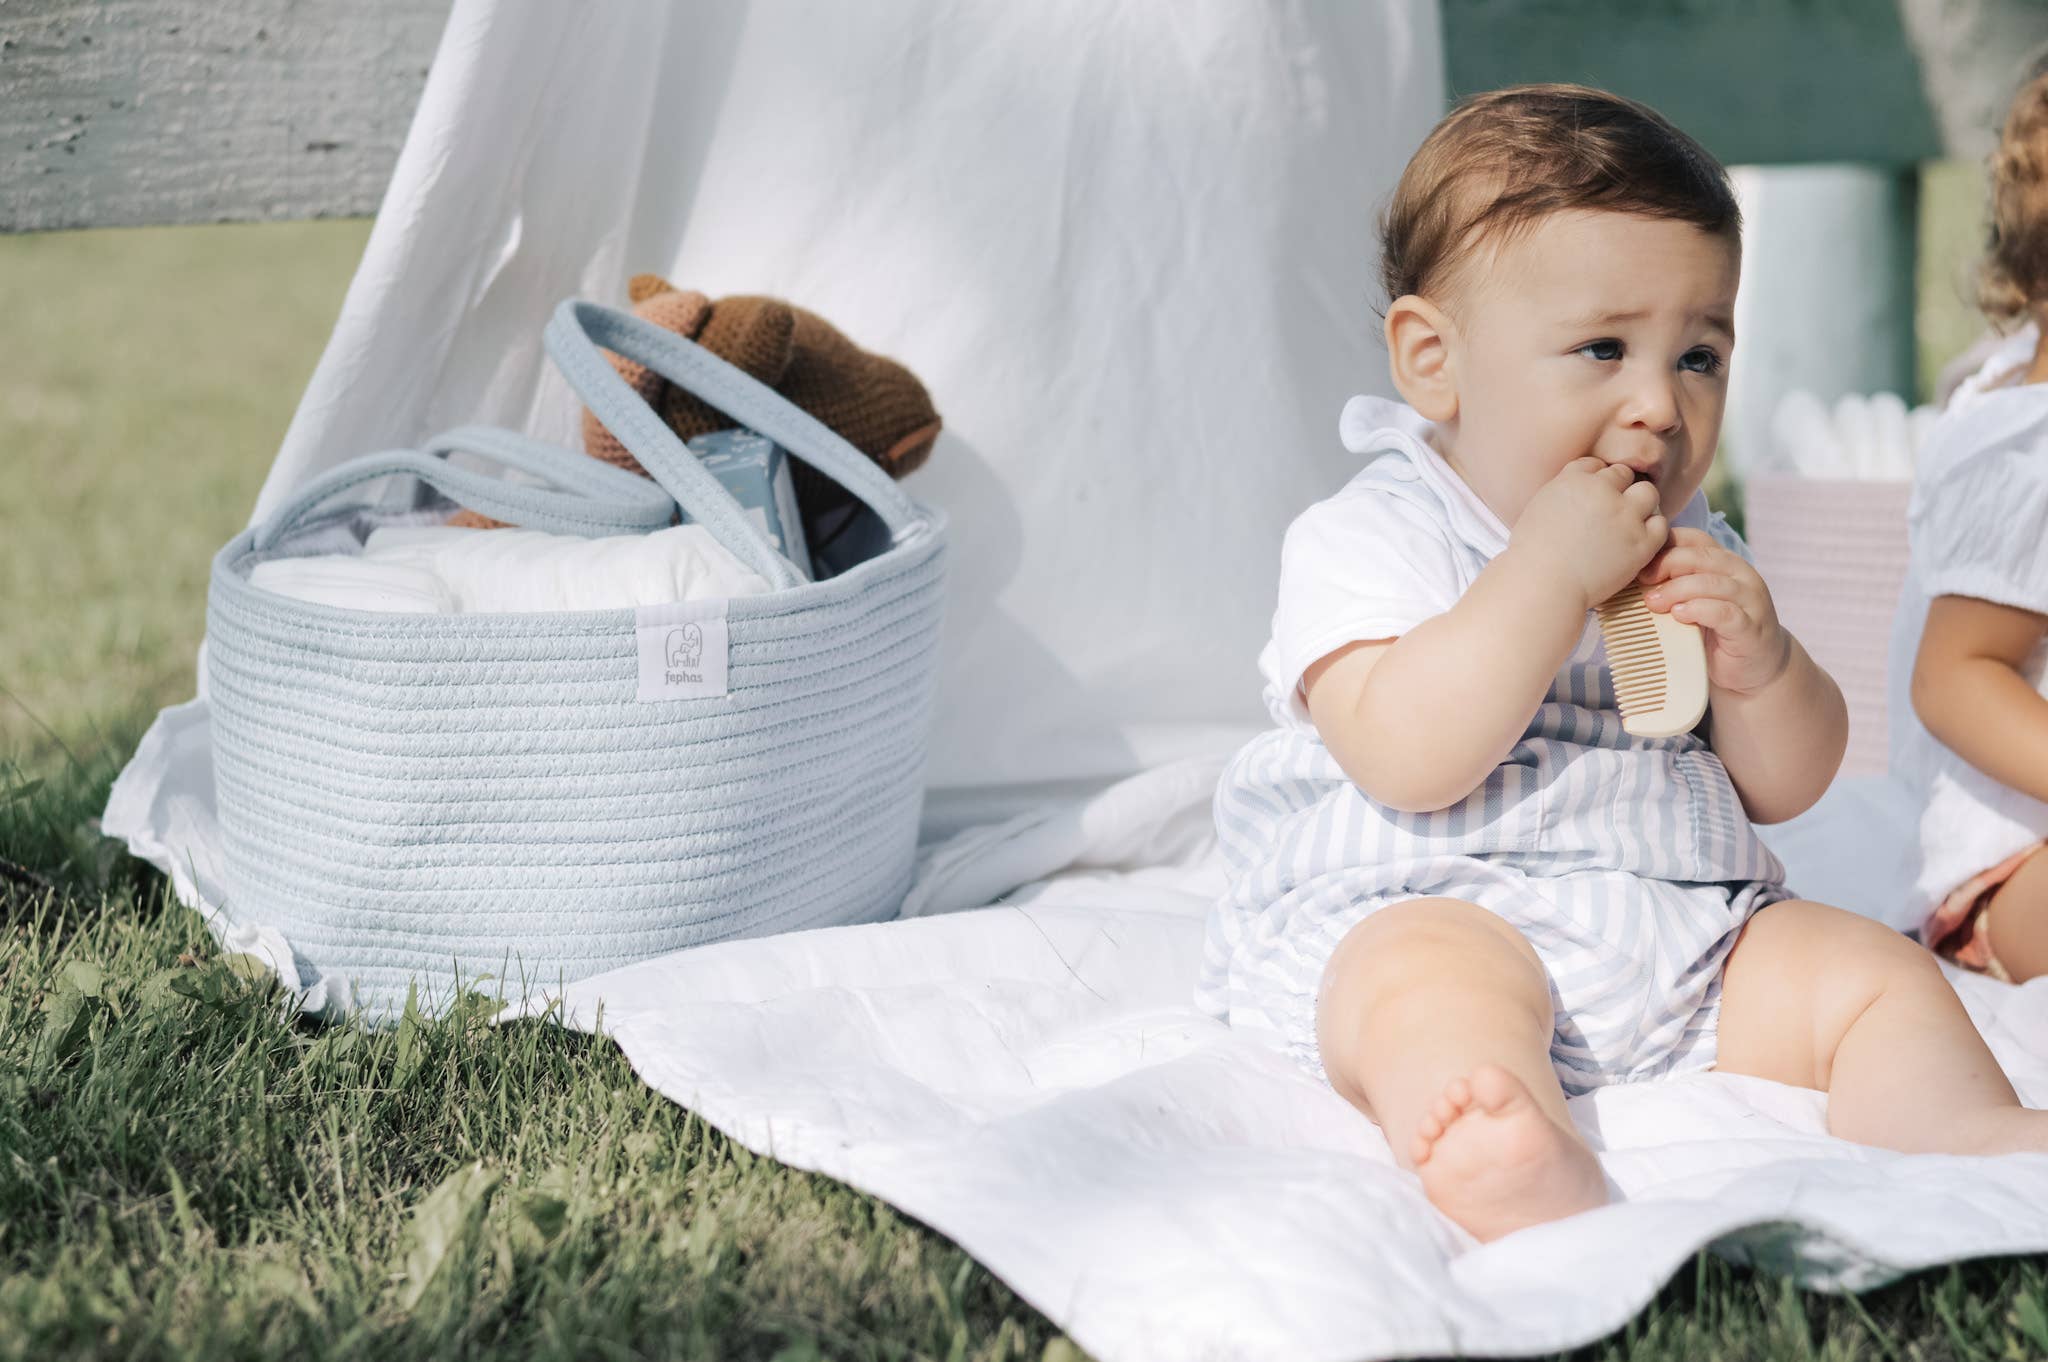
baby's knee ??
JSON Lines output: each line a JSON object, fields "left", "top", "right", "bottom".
{"left": 1722, "top": 900, "right": 1952, "bottom": 1087}
{"left": 1331, "top": 896, "right": 1542, "bottom": 978}
{"left": 1857, "top": 917, "right": 1950, "bottom": 990}
{"left": 1739, "top": 898, "right": 1945, "bottom": 1008}
{"left": 1319, "top": 899, "right": 1552, "bottom": 1043}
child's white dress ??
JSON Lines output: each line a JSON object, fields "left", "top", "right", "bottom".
{"left": 1888, "top": 321, "right": 2048, "bottom": 973}
{"left": 1193, "top": 396, "right": 1791, "bottom": 1096}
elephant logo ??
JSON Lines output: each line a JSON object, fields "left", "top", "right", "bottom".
{"left": 665, "top": 624, "right": 703, "bottom": 669}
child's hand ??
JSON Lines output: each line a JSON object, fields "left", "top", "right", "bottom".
{"left": 1510, "top": 457, "right": 1668, "bottom": 611}
{"left": 1637, "top": 528, "right": 1793, "bottom": 695}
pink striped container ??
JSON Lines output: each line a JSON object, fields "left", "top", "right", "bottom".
{"left": 1741, "top": 476, "right": 1913, "bottom": 779}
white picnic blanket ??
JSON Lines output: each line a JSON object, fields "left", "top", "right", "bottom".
{"left": 105, "top": 681, "right": 2048, "bottom": 1362}
{"left": 481, "top": 758, "right": 2048, "bottom": 1362}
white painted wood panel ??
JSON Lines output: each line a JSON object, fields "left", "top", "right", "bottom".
{"left": 1, "top": 0, "right": 451, "bottom": 231}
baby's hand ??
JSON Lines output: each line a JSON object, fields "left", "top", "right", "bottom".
{"left": 1510, "top": 457, "right": 1667, "bottom": 611}
{"left": 1638, "top": 528, "right": 1793, "bottom": 695}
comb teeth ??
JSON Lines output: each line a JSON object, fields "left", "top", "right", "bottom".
{"left": 1595, "top": 583, "right": 1709, "bottom": 738}
{"left": 1598, "top": 585, "right": 1668, "bottom": 709}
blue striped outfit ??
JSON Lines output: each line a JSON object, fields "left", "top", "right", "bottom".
{"left": 1194, "top": 403, "right": 1789, "bottom": 1096}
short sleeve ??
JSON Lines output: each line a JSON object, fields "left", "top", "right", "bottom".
{"left": 1264, "top": 481, "right": 1462, "bottom": 721}
{"left": 1674, "top": 489, "right": 1754, "bottom": 566}
{"left": 1703, "top": 507, "right": 1755, "bottom": 566}
{"left": 1911, "top": 444, "right": 2048, "bottom": 615}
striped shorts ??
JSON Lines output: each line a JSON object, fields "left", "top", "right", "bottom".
{"left": 1204, "top": 860, "right": 1793, "bottom": 1098}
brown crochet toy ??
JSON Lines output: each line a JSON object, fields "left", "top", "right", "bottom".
{"left": 450, "top": 275, "right": 941, "bottom": 552}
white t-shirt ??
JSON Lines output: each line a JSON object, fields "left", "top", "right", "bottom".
{"left": 1887, "top": 321, "right": 2048, "bottom": 915}
{"left": 1259, "top": 394, "right": 1742, "bottom": 731}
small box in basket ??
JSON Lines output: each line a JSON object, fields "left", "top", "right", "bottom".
{"left": 685, "top": 429, "right": 812, "bottom": 579}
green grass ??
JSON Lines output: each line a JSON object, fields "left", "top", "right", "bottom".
{"left": 1, "top": 752, "right": 1064, "bottom": 1362}
{"left": 0, "top": 220, "right": 376, "bottom": 766}
{"left": 4, "top": 758, "right": 2048, "bottom": 1361}
{"left": 4, "top": 219, "right": 2047, "bottom": 1360}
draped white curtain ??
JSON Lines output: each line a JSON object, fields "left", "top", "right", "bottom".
{"left": 236, "top": 0, "right": 1444, "bottom": 827}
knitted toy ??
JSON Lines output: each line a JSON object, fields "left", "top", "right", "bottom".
{"left": 450, "top": 275, "right": 941, "bottom": 546}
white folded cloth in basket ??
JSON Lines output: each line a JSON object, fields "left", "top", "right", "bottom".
{"left": 247, "top": 556, "right": 459, "bottom": 614}
{"left": 249, "top": 523, "right": 776, "bottom": 614}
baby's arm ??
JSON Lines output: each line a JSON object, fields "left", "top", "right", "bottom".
{"left": 1638, "top": 530, "right": 1846, "bottom": 823}
{"left": 1912, "top": 595, "right": 2048, "bottom": 804}
{"left": 1304, "top": 548, "right": 1588, "bottom": 811}
{"left": 1307, "top": 457, "right": 1666, "bottom": 812}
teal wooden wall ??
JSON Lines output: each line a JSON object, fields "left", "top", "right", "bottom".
{"left": 1443, "top": 0, "right": 1944, "bottom": 166}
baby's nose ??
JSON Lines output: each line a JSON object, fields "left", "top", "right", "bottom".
{"left": 1623, "top": 377, "right": 1682, "bottom": 434}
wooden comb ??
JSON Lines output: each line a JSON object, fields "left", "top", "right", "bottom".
{"left": 1595, "top": 583, "right": 1709, "bottom": 738}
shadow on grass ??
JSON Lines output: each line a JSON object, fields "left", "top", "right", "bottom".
{"left": 1, "top": 691, "right": 165, "bottom": 935}
{"left": 1547, "top": 1249, "right": 2048, "bottom": 1361}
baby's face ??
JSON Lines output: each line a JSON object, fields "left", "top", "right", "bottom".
{"left": 1433, "top": 210, "right": 1739, "bottom": 526}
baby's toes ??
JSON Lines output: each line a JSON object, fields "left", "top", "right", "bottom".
{"left": 1443, "top": 1076, "right": 1473, "bottom": 1111}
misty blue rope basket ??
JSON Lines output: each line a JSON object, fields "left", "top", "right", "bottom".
{"left": 203, "top": 299, "right": 948, "bottom": 1021}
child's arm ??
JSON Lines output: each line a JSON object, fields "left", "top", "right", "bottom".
{"left": 1912, "top": 595, "right": 2048, "bottom": 804}
{"left": 1306, "top": 457, "right": 1667, "bottom": 813}
{"left": 1637, "top": 528, "right": 1847, "bottom": 823}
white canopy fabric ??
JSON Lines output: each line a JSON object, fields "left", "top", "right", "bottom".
{"left": 103, "top": 5, "right": 2048, "bottom": 1358}
{"left": 244, "top": 0, "right": 1444, "bottom": 824}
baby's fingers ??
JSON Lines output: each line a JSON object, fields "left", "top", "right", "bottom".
{"left": 1637, "top": 529, "right": 1729, "bottom": 584}
{"left": 1669, "top": 595, "right": 1748, "bottom": 633}
{"left": 1640, "top": 513, "right": 1669, "bottom": 553}
{"left": 1644, "top": 571, "right": 1740, "bottom": 611}
{"left": 1638, "top": 546, "right": 1697, "bottom": 585}
{"left": 1620, "top": 478, "right": 1662, "bottom": 516}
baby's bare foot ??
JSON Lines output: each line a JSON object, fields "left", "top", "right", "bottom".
{"left": 1410, "top": 1063, "right": 1609, "bottom": 1243}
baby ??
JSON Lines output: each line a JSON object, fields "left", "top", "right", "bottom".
{"left": 1195, "top": 83, "right": 2048, "bottom": 1245}
{"left": 1896, "top": 68, "right": 2048, "bottom": 986}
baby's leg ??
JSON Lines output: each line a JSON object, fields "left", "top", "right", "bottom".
{"left": 1985, "top": 847, "right": 2048, "bottom": 982}
{"left": 1317, "top": 898, "right": 1608, "bottom": 1242}
{"left": 1716, "top": 900, "right": 2047, "bottom": 1154}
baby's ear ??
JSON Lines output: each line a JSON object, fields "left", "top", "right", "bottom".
{"left": 1384, "top": 294, "right": 1459, "bottom": 423}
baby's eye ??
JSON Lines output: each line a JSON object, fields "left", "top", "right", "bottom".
{"left": 1681, "top": 347, "right": 1724, "bottom": 375}
{"left": 1577, "top": 339, "right": 1623, "bottom": 362}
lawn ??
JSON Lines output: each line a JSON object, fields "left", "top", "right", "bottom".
{"left": 3, "top": 222, "right": 2046, "bottom": 1361}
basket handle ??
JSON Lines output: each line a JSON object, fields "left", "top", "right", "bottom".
{"left": 546, "top": 299, "right": 927, "bottom": 589}
{"left": 251, "top": 425, "right": 677, "bottom": 552}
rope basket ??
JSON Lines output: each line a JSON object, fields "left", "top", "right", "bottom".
{"left": 204, "top": 300, "right": 948, "bottom": 1020}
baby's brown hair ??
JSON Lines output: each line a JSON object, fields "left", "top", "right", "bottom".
{"left": 1378, "top": 83, "right": 1741, "bottom": 312}
{"left": 1979, "top": 66, "right": 2048, "bottom": 326}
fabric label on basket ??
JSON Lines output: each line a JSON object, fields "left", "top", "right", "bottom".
{"left": 635, "top": 600, "right": 730, "bottom": 701}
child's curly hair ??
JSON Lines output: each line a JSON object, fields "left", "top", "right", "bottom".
{"left": 1980, "top": 67, "right": 2048, "bottom": 326}
{"left": 1378, "top": 83, "right": 1740, "bottom": 315}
